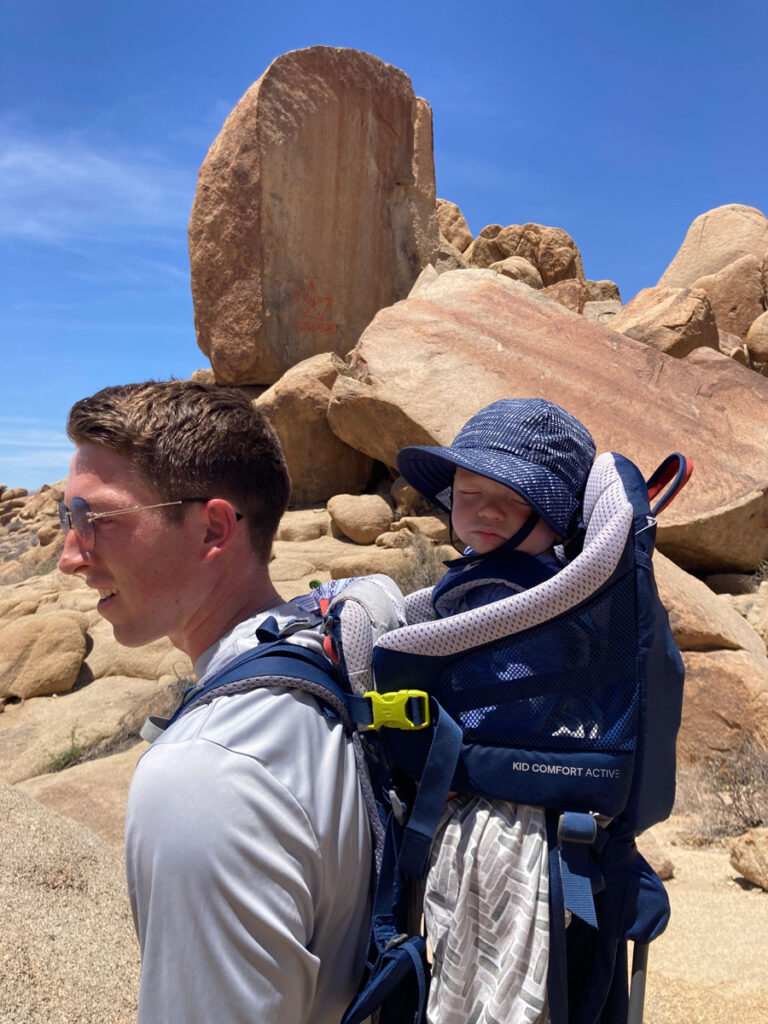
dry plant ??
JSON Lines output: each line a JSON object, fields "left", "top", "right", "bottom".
{"left": 387, "top": 530, "right": 449, "bottom": 596}
{"left": 674, "top": 737, "right": 768, "bottom": 843}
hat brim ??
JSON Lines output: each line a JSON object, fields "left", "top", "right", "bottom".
{"left": 397, "top": 444, "right": 573, "bottom": 536}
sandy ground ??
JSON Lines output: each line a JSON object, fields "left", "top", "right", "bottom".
{"left": 642, "top": 817, "right": 768, "bottom": 1024}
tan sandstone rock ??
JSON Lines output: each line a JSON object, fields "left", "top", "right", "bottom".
{"left": 17, "top": 742, "right": 147, "bottom": 849}
{"left": 0, "top": 674, "right": 183, "bottom": 784}
{"left": 610, "top": 287, "right": 718, "bottom": 357}
{"left": 658, "top": 204, "right": 768, "bottom": 288}
{"left": 436, "top": 198, "right": 473, "bottom": 252}
{"left": 0, "top": 781, "right": 140, "bottom": 1023}
{"left": 329, "top": 269, "right": 768, "bottom": 572}
{"left": 255, "top": 352, "right": 374, "bottom": 504}
{"left": 654, "top": 552, "right": 767, "bottom": 662}
{"left": 677, "top": 650, "right": 768, "bottom": 761}
{"left": 493, "top": 223, "right": 586, "bottom": 286}
{"left": 746, "top": 309, "right": 768, "bottom": 363}
{"left": 636, "top": 830, "right": 674, "bottom": 881}
{"left": 582, "top": 300, "right": 622, "bottom": 325}
{"left": 691, "top": 254, "right": 766, "bottom": 340}
{"left": 464, "top": 233, "right": 506, "bottom": 268}
{"left": 489, "top": 256, "right": 544, "bottom": 289}
{"left": 654, "top": 553, "right": 768, "bottom": 761}
{"left": 189, "top": 46, "right": 438, "bottom": 385}
{"left": 541, "top": 278, "right": 592, "bottom": 313}
{"left": 276, "top": 508, "right": 332, "bottom": 542}
{"left": 327, "top": 493, "right": 394, "bottom": 544}
{"left": 0, "top": 612, "right": 88, "bottom": 700}
{"left": 586, "top": 280, "right": 621, "bottom": 302}
{"left": 729, "top": 827, "right": 768, "bottom": 891}
{"left": 717, "top": 330, "right": 751, "bottom": 366}
{"left": 434, "top": 234, "right": 470, "bottom": 272}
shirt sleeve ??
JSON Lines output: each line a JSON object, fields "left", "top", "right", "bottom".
{"left": 126, "top": 737, "right": 325, "bottom": 1024}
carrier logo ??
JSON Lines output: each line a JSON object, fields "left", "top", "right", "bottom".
{"left": 512, "top": 761, "right": 621, "bottom": 779}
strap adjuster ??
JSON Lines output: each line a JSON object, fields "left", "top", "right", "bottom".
{"left": 364, "top": 690, "right": 430, "bottom": 730}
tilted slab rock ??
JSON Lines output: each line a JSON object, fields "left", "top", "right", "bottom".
{"left": 189, "top": 46, "right": 438, "bottom": 385}
{"left": 658, "top": 204, "right": 768, "bottom": 288}
{"left": 610, "top": 286, "right": 718, "bottom": 357}
{"left": 328, "top": 270, "right": 768, "bottom": 571}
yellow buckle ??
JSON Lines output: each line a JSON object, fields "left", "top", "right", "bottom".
{"left": 364, "top": 690, "right": 430, "bottom": 731}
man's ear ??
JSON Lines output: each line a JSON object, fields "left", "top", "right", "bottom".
{"left": 199, "top": 499, "right": 241, "bottom": 562}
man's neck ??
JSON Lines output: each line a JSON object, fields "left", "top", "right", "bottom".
{"left": 170, "top": 566, "right": 284, "bottom": 664}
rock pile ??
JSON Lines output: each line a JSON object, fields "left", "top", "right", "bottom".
{"left": 3, "top": 44, "right": 768, "bottom": 1021}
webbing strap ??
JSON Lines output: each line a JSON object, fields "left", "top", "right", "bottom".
{"left": 165, "top": 643, "right": 349, "bottom": 730}
{"left": 558, "top": 811, "right": 600, "bottom": 929}
{"left": 398, "top": 702, "right": 463, "bottom": 879}
{"left": 546, "top": 809, "right": 569, "bottom": 1024}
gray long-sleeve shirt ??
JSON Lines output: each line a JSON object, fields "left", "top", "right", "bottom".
{"left": 125, "top": 606, "right": 372, "bottom": 1023}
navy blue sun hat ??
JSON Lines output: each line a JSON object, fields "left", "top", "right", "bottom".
{"left": 397, "top": 398, "right": 596, "bottom": 539}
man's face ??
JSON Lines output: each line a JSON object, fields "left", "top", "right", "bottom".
{"left": 58, "top": 444, "right": 202, "bottom": 650}
{"left": 451, "top": 467, "right": 558, "bottom": 555}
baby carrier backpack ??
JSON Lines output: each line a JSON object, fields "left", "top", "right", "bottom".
{"left": 153, "top": 450, "right": 690, "bottom": 1024}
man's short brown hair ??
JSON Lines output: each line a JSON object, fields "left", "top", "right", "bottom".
{"left": 66, "top": 380, "right": 291, "bottom": 561}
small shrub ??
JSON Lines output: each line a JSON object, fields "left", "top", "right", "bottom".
{"left": 48, "top": 727, "right": 86, "bottom": 773}
{"left": 388, "top": 531, "right": 450, "bottom": 596}
{"left": 677, "top": 738, "right": 768, "bottom": 842}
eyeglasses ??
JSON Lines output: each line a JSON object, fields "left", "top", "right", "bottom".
{"left": 58, "top": 497, "right": 243, "bottom": 549}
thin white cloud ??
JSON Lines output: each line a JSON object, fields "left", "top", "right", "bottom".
{"left": 0, "top": 124, "right": 194, "bottom": 247}
{"left": 0, "top": 419, "right": 72, "bottom": 450}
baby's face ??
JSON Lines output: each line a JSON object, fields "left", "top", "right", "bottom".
{"left": 452, "top": 467, "right": 558, "bottom": 556}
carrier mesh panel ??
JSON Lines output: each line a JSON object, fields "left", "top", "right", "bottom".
{"left": 439, "top": 570, "right": 639, "bottom": 753}
{"left": 337, "top": 601, "right": 375, "bottom": 696}
{"left": 404, "top": 587, "right": 436, "bottom": 625}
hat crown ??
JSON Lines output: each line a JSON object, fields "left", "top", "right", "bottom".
{"left": 452, "top": 399, "right": 594, "bottom": 497}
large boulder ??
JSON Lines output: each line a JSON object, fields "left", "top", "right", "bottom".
{"left": 327, "top": 493, "right": 394, "bottom": 544}
{"left": 746, "top": 310, "right": 768, "bottom": 364}
{"left": 0, "top": 611, "right": 88, "bottom": 700}
{"left": 691, "top": 254, "right": 766, "bottom": 340}
{"left": 492, "top": 223, "right": 585, "bottom": 285}
{"left": 654, "top": 553, "right": 768, "bottom": 761}
{"left": 658, "top": 204, "right": 768, "bottom": 288}
{"left": 436, "top": 198, "right": 473, "bottom": 252}
{"left": 189, "top": 46, "right": 439, "bottom": 385}
{"left": 610, "top": 287, "right": 718, "bottom": 357}
{"left": 328, "top": 270, "right": 768, "bottom": 571}
{"left": 0, "top": 781, "right": 140, "bottom": 1023}
{"left": 255, "top": 353, "right": 374, "bottom": 504}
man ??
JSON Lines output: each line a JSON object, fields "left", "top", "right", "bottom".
{"left": 58, "top": 380, "right": 372, "bottom": 1024}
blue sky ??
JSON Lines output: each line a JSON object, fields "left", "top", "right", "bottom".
{"left": 2, "top": 0, "right": 766, "bottom": 491}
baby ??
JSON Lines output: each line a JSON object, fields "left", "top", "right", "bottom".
{"left": 397, "top": 398, "right": 596, "bottom": 1024}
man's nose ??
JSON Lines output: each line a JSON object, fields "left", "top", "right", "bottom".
{"left": 58, "top": 528, "right": 91, "bottom": 575}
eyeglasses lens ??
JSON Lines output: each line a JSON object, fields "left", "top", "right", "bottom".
{"left": 59, "top": 498, "right": 94, "bottom": 548}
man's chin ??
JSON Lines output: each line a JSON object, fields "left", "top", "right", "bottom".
{"left": 106, "top": 618, "right": 163, "bottom": 649}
